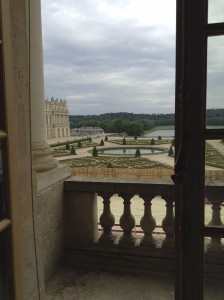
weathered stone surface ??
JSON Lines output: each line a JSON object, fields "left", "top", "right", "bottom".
{"left": 38, "top": 178, "right": 66, "bottom": 282}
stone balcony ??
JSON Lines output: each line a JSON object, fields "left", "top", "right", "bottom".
{"left": 44, "top": 176, "right": 224, "bottom": 299}
{"left": 62, "top": 177, "right": 224, "bottom": 275}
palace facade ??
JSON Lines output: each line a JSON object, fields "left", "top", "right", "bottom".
{"left": 70, "top": 126, "right": 105, "bottom": 136}
{"left": 45, "top": 97, "right": 70, "bottom": 138}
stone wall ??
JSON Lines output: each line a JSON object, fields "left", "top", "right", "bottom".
{"left": 38, "top": 178, "right": 66, "bottom": 282}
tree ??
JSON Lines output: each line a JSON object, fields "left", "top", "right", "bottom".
{"left": 105, "top": 135, "right": 108, "bottom": 141}
{"left": 125, "top": 121, "right": 144, "bottom": 136}
{"left": 66, "top": 143, "right": 70, "bottom": 150}
{"left": 135, "top": 148, "right": 141, "bottom": 157}
{"left": 107, "top": 162, "right": 113, "bottom": 168}
{"left": 113, "top": 119, "right": 125, "bottom": 133}
{"left": 158, "top": 136, "right": 162, "bottom": 140}
{"left": 123, "top": 138, "right": 126, "bottom": 145}
{"left": 168, "top": 146, "right": 174, "bottom": 156}
{"left": 100, "top": 120, "right": 113, "bottom": 133}
{"left": 92, "top": 146, "right": 98, "bottom": 157}
{"left": 139, "top": 119, "right": 155, "bottom": 130}
{"left": 151, "top": 138, "right": 155, "bottom": 145}
{"left": 100, "top": 139, "right": 104, "bottom": 146}
{"left": 83, "top": 119, "right": 99, "bottom": 127}
{"left": 89, "top": 136, "right": 92, "bottom": 142}
{"left": 77, "top": 140, "right": 82, "bottom": 148}
{"left": 70, "top": 145, "right": 76, "bottom": 155}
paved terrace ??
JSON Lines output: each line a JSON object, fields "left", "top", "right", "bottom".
{"left": 46, "top": 265, "right": 224, "bottom": 300}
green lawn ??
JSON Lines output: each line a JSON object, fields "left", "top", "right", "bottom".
{"left": 144, "top": 125, "right": 175, "bottom": 135}
{"left": 144, "top": 125, "right": 222, "bottom": 135}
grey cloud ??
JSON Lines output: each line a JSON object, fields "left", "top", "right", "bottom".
{"left": 41, "top": 0, "right": 176, "bottom": 115}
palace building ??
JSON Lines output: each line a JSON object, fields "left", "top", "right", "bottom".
{"left": 70, "top": 126, "right": 105, "bottom": 136}
{"left": 45, "top": 97, "right": 70, "bottom": 138}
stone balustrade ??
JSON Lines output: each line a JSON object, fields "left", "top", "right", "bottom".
{"left": 64, "top": 177, "right": 224, "bottom": 276}
{"left": 64, "top": 177, "right": 175, "bottom": 247}
{"left": 205, "top": 183, "right": 224, "bottom": 253}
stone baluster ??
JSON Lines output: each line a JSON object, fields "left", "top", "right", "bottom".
{"left": 207, "top": 198, "right": 224, "bottom": 251}
{"left": 119, "top": 194, "right": 136, "bottom": 245}
{"left": 139, "top": 194, "right": 156, "bottom": 246}
{"left": 98, "top": 193, "right": 115, "bottom": 243}
{"left": 162, "top": 195, "right": 175, "bottom": 248}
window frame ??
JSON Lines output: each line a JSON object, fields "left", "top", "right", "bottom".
{"left": 0, "top": 0, "right": 23, "bottom": 298}
{"left": 175, "top": 0, "right": 224, "bottom": 299}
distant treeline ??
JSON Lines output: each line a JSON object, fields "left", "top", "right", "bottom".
{"left": 206, "top": 109, "right": 224, "bottom": 125}
{"left": 69, "top": 109, "right": 224, "bottom": 136}
{"left": 69, "top": 112, "right": 174, "bottom": 136}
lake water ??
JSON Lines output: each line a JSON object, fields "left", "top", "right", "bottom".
{"left": 98, "top": 147, "right": 165, "bottom": 155}
{"left": 144, "top": 130, "right": 175, "bottom": 138}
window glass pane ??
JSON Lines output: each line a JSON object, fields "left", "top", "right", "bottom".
{"left": 208, "top": 0, "right": 224, "bottom": 23}
{"left": 204, "top": 139, "right": 224, "bottom": 225}
{"left": 204, "top": 236, "right": 224, "bottom": 300}
{"left": 206, "top": 36, "right": 224, "bottom": 128}
{"left": 204, "top": 140, "right": 224, "bottom": 297}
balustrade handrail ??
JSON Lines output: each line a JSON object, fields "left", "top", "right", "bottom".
{"left": 65, "top": 176, "right": 224, "bottom": 200}
{"left": 64, "top": 176, "right": 175, "bottom": 195}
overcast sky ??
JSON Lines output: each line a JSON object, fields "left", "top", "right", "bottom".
{"left": 41, "top": 0, "right": 223, "bottom": 116}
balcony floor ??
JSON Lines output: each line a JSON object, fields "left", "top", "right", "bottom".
{"left": 46, "top": 264, "right": 224, "bottom": 300}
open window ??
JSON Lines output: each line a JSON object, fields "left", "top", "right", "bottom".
{"left": 175, "top": 1, "right": 224, "bottom": 299}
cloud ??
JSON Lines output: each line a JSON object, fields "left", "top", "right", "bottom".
{"left": 206, "top": 36, "right": 224, "bottom": 109}
{"left": 41, "top": 0, "right": 176, "bottom": 115}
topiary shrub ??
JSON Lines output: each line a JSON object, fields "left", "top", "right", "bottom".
{"left": 168, "top": 146, "right": 174, "bottom": 156}
{"left": 66, "top": 143, "right": 70, "bottom": 150}
{"left": 107, "top": 162, "right": 113, "bottom": 168}
{"left": 71, "top": 145, "right": 76, "bottom": 155}
{"left": 151, "top": 138, "right": 155, "bottom": 145}
{"left": 92, "top": 146, "right": 98, "bottom": 157}
{"left": 100, "top": 139, "right": 104, "bottom": 146}
{"left": 135, "top": 148, "right": 141, "bottom": 157}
